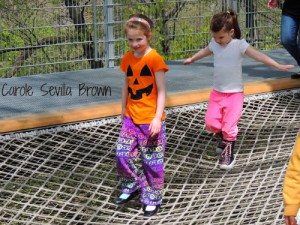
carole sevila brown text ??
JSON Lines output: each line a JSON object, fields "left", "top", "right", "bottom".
{"left": 0, "top": 83, "right": 112, "bottom": 97}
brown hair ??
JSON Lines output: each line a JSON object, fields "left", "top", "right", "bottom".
{"left": 124, "top": 14, "right": 153, "bottom": 39}
{"left": 210, "top": 10, "right": 241, "bottom": 39}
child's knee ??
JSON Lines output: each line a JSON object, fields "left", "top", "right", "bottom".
{"left": 205, "top": 117, "right": 221, "bottom": 131}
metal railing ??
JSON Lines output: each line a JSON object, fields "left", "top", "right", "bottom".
{"left": 0, "top": 0, "right": 282, "bottom": 77}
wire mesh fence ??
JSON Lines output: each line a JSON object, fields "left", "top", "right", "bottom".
{"left": 0, "top": 0, "right": 282, "bottom": 77}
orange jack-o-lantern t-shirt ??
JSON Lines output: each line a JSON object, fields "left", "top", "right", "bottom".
{"left": 120, "top": 49, "right": 169, "bottom": 124}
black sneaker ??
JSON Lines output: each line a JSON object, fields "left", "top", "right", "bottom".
{"left": 215, "top": 132, "right": 224, "bottom": 154}
{"left": 219, "top": 140, "right": 235, "bottom": 170}
{"left": 143, "top": 205, "right": 160, "bottom": 217}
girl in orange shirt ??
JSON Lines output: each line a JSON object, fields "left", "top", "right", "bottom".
{"left": 114, "top": 13, "right": 168, "bottom": 217}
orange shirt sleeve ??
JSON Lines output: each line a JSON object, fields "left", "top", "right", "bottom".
{"left": 120, "top": 52, "right": 131, "bottom": 73}
{"left": 151, "top": 53, "right": 169, "bottom": 73}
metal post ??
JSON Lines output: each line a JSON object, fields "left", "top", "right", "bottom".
{"left": 230, "top": 0, "right": 238, "bottom": 12}
{"left": 92, "top": 0, "right": 99, "bottom": 62}
{"left": 104, "top": 0, "right": 114, "bottom": 68}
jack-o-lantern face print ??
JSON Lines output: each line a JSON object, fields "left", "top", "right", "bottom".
{"left": 127, "top": 64, "right": 153, "bottom": 100}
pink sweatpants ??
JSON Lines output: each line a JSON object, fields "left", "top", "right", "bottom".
{"left": 205, "top": 90, "right": 244, "bottom": 141}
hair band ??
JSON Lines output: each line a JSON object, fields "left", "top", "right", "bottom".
{"left": 126, "top": 17, "right": 151, "bottom": 29}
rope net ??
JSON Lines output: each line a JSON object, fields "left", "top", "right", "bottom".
{"left": 0, "top": 89, "right": 299, "bottom": 225}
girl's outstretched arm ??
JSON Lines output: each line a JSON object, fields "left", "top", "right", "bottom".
{"left": 245, "top": 46, "right": 294, "bottom": 71}
{"left": 184, "top": 46, "right": 212, "bottom": 65}
{"left": 149, "top": 70, "right": 166, "bottom": 136}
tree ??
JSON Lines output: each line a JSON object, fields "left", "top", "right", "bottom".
{"left": 64, "top": 0, "right": 103, "bottom": 68}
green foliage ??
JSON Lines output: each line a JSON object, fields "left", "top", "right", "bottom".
{"left": 0, "top": 29, "right": 24, "bottom": 49}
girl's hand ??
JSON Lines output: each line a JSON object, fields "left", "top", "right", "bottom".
{"left": 276, "top": 64, "right": 295, "bottom": 72}
{"left": 267, "top": 0, "right": 279, "bottom": 9}
{"left": 284, "top": 216, "right": 298, "bottom": 225}
{"left": 149, "top": 117, "right": 162, "bottom": 137}
{"left": 183, "top": 58, "right": 193, "bottom": 65}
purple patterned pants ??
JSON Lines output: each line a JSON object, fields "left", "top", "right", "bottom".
{"left": 116, "top": 116, "right": 166, "bottom": 206}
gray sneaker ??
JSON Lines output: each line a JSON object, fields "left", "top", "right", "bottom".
{"left": 219, "top": 140, "right": 235, "bottom": 170}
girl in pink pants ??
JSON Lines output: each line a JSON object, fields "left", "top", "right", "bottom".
{"left": 205, "top": 90, "right": 243, "bottom": 169}
{"left": 184, "top": 10, "right": 294, "bottom": 170}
